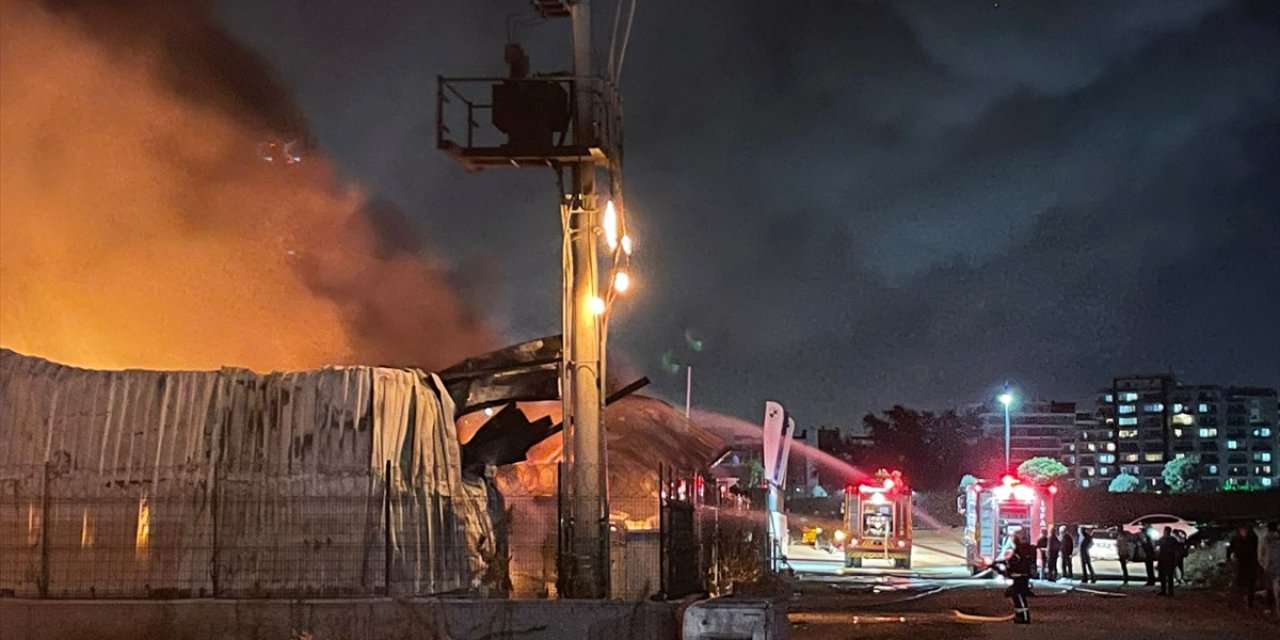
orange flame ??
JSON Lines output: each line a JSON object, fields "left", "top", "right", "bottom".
{"left": 0, "top": 0, "right": 492, "bottom": 372}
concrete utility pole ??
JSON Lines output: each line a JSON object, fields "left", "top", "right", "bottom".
{"left": 564, "top": 0, "right": 609, "bottom": 599}
{"left": 437, "top": 0, "right": 628, "bottom": 599}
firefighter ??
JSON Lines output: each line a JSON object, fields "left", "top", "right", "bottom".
{"left": 993, "top": 528, "right": 1036, "bottom": 624}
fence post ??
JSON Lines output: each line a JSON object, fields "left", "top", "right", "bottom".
{"left": 38, "top": 462, "right": 51, "bottom": 598}
{"left": 556, "top": 460, "right": 567, "bottom": 598}
{"left": 657, "top": 463, "right": 665, "bottom": 599}
{"left": 384, "top": 460, "right": 392, "bottom": 597}
{"left": 210, "top": 458, "right": 220, "bottom": 597}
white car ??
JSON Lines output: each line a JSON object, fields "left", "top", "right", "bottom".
{"left": 1122, "top": 514, "right": 1198, "bottom": 541}
{"left": 1089, "top": 528, "right": 1121, "bottom": 560}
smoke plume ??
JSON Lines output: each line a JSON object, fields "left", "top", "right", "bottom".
{"left": 0, "top": 0, "right": 493, "bottom": 372}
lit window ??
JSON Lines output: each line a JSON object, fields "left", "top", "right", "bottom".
{"left": 1087, "top": 443, "right": 1097, "bottom": 452}
{"left": 1175, "top": 453, "right": 1186, "bottom": 459}
{"left": 1121, "top": 393, "right": 1139, "bottom": 402}
{"left": 1263, "top": 478, "right": 1274, "bottom": 487}
{"left": 1106, "top": 443, "right": 1116, "bottom": 451}
{"left": 1143, "top": 403, "right": 1164, "bottom": 412}
{"left": 1172, "top": 414, "right": 1194, "bottom": 426}
{"left": 1123, "top": 454, "right": 1140, "bottom": 462}
{"left": 1172, "top": 403, "right": 1184, "bottom": 412}
{"left": 1198, "top": 403, "right": 1209, "bottom": 413}
{"left": 1100, "top": 466, "right": 1111, "bottom": 476}
{"left": 1068, "top": 443, "right": 1077, "bottom": 452}
{"left": 1198, "top": 428, "right": 1218, "bottom": 438}
{"left": 1104, "top": 394, "right": 1114, "bottom": 403}
{"left": 1173, "top": 428, "right": 1184, "bottom": 438}
{"left": 1256, "top": 453, "right": 1272, "bottom": 462}
{"left": 1144, "top": 453, "right": 1164, "bottom": 463}
{"left": 1263, "top": 465, "right": 1273, "bottom": 474}
{"left": 1119, "top": 405, "right": 1136, "bottom": 414}
{"left": 1081, "top": 479, "right": 1091, "bottom": 488}
{"left": 1086, "top": 468, "right": 1095, "bottom": 476}
{"left": 1227, "top": 440, "right": 1239, "bottom": 450}
{"left": 1119, "top": 429, "right": 1138, "bottom": 438}
{"left": 1099, "top": 454, "right": 1116, "bottom": 464}
{"left": 1119, "top": 417, "right": 1138, "bottom": 426}
{"left": 1208, "top": 465, "right": 1219, "bottom": 474}
{"left": 1255, "top": 428, "right": 1273, "bottom": 437}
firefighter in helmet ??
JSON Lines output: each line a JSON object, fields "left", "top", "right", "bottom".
{"left": 992, "top": 526, "right": 1036, "bottom": 624}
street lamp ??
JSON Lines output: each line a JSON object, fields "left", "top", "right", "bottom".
{"left": 999, "top": 384, "right": 1014, "bottom": 470}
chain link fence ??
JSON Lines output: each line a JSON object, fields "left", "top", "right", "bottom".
{"left": 2, "top": 463, "right": 762, "bottom": 600}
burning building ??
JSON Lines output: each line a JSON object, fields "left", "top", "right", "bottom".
{"left": 0, "top": 348, "right": 495, "bottom": 597}
{"left": 0, "top": 0, "right": 730, "bottom": 601}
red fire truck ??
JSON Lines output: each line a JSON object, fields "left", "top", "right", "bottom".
{"left": 958, "top": 475, "right": 1056, "bottom": 574}
{"left": 843, "top": 469, "right": 913, "bottom": 569}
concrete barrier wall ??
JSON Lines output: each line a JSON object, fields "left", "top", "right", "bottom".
{"left": 0, "top": 598, "right": 680, "bottom": 640}
{"left": 910, "top": 487, "right": 1280, "bottom": 531}
{"left": 1053, "top": 487, "right": 1280, "bottom": 525}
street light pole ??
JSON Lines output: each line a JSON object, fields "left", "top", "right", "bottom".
{"left": 685, "top": 365, "right": 692, "bottom": 419}
{"left": 999, "top": 384, "right": 1014, "bottom": 471}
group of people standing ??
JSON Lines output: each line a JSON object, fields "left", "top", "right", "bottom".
{"left": 1228, "top": 522, "right": 1280, "bottom": 618}
{"left": 1111, "top": 525, "right": 1188, "bottom": 594}
{"left": 994, "top": 521, "right": 1280, "bottom": 625}
{"left": 1034, "top": 525, "right": 1100, "bottom": 583}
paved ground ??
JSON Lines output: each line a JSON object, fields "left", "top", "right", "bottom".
{"left": 788, "top": 580, "right": 1279, "bottom": 639}
{"left": 783, "top": 527, "right": 1279, "bottom": 639}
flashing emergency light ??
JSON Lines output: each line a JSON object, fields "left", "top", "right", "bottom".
{"left": 871, "top": 492, "right": 886, "bottom": 505}
{"left": 1049, "top": 485, "right": 1059, "bottom": 495}
{"left": 1002, "top": 475, "right": 1017, "bottom": 486}
{"left": 884, "top": 479, "right": 896, "bottom": 490}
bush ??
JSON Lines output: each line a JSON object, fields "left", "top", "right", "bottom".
{"left": 1183, "top": 542, "right": 1232, "bottom": 589}
{"left": 1108, "top": 473, "right": 1140, "bottom": 493}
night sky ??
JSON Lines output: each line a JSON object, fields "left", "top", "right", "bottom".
{"left": 214, "top": 1, "right": 1280, "bottom": 428}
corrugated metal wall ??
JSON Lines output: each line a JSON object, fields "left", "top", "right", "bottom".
{"left": 0, "top": 349, "right": 476, "bottom": 598}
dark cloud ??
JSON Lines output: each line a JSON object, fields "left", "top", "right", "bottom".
{"left": 214, "top": 0, "right": 1280, "bottom": 425}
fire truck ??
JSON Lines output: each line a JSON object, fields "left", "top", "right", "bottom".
{"left": 843, "top": 469, "right": 913, "bottom": 569}
{"left": 958, "top": 475, "right": 1055, "bottom": 574}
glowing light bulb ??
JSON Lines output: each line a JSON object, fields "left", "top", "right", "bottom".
{"left": 613, "top": 271, "right": 630, "bottom": 293}
{"left": 588, "top": 296, "right": 606, "bottom": 315}
{"left": 621, "top": 235, "right": 633, "bottom": 255}
{"left": 603, "top": 201, "right": 618, "bottom": 250}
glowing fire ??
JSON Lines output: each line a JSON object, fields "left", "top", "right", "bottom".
{"left": 0, "top": 0, "right": 491, "bottom": 372}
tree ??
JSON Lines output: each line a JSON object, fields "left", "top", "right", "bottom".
{"left": 862, "top": 406, "right": 986, "bottom": 491}
{"left": 1016, "top": 456, "right": 1069, "bottom": 486}
{"left": 1162, "top": 457, "right": 1201, "bottom": 494}
{"left": 1108, "top": 473, "right": 1140, "bottom": 493}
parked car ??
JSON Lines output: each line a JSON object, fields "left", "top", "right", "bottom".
{"left": 1089, "top": 526, "right": 1122, "bottom": 560}
{"left": 1122, "top": 514, "right": 1198, "bottom": 541}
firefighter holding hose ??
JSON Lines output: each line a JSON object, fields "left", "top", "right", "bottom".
{"left": 991, "top": 527, "right": 1037, "bottom": 624}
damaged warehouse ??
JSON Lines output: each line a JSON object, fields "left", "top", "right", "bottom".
{"left": 0, "top": 348, "right": 496, "bottom": 598}
{"left": 0, "top": 345, "right": 728, "bottom": 601}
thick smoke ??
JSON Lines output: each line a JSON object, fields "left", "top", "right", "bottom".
{"left": 0, "top": 0, "right": 493, "bottom": 372}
